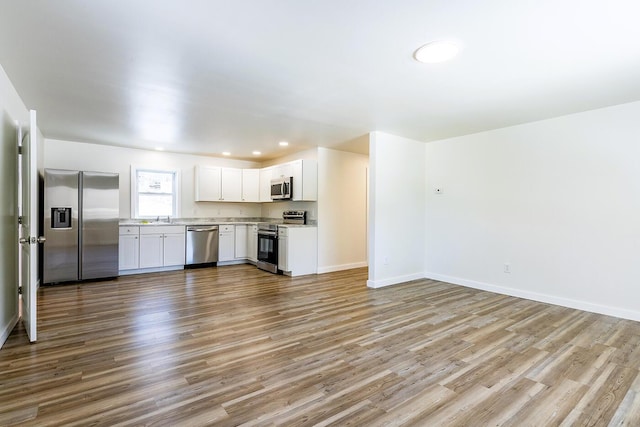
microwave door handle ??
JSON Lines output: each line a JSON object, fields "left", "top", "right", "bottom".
{"left": 281, "top": 182, "right": 285, "bottom": 195}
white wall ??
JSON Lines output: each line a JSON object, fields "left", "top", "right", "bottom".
{"left": 44, "top": 139, "right": 263, "bottom": 219}
{"left": 317, "top": 147, "right": 368, "bottom": 273}
{"left": 425, "top": 100, "right": 640, "bottom": 321}
{"left": 260, "top": 147, "right": 318, "bottom": 167}
{"left": 0, "top": 64, "right": 28, "bottom": 348}
{"left": 368, "top": 131, "right": 426, "bottom": 288}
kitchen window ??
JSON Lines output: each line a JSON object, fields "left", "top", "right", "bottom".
{"left": 131, "top": 167, "right": 180, "bottom": 218}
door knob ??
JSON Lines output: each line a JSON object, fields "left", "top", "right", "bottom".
{"left": 19, "top": 237, "right": 28, "bottom": 244}
{"left": 37, "top": 236, "right": 46, "bottom": 243}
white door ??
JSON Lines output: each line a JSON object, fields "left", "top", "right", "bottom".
{"left": 234, "top": 225, "right": 248, "bottom": 259}
{"left": 218, "top": 226, "right": 235, "bottom": 262}
{"left": 241, "top": 169, "right": 260, "bottom": 202}
{"left": 163, "top": 233, "right": 186, "bottom": 266}
{"left": 221, "top": 168, "right": 242, "bottom": 202}
{"left": 118, "top": 234, "right": 140, "bottom": 270}
{"left": 195, "top": 166, "right": 222, "bottom": 201}
{"left": 18, "top": 110, "right": 40, "bottom": 342}
{"left": 139, "top": 234, "right": 163, "bottom": 268}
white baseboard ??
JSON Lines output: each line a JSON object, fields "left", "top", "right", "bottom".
{"left": 119, "top": 265, "right": 185, "bottom": 276}
{"left": 425, "top": 272, "right": 640, "bottom": 323}
{"left": 0, "top": 312, "right": 19, "bottom": 350}
{"left": 367, "top": 272, "right": 424, "bottom": 289}
{"left": 317, "top": 261, "right": 368, "bottom": 274}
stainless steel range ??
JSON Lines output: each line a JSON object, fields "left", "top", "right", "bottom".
{"left": 256, "top": 210, "right": 306, "bottom": 273}
{"left": 257, "top": 223, "right": 279, "bottom": 273}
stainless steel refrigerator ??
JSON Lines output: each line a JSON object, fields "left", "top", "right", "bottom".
{"left": 43, "top": 169, "right": 119, "bottom": 284}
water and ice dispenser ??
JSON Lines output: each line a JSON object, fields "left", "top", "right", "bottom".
{"left": 51, "top": 207, "right": 72, "bottom": 228}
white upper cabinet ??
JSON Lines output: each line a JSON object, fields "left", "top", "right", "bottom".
{"left": 242, "top": 169, "right": 260, "bottom": 202}
{"left": 259, "top": 167, "right": 273, "bottom": 202}
{"left": 272, "top": 162, "right": 294, "bottom": 179}
{"left": 290, "top": 159, "right": 317, "bottom": 201}
{"left": 195, "top": 166, "right": 258, "bottom": 202}
{"left": 221, "top": 168, "right": 242, "bottom": 202}
{"left": 195, "top": 165, "right": 222, "bottom": 202}
{"left": 194, "top": 158, "right": 316, "bottom": 203}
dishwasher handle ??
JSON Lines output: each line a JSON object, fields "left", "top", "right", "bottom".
{"left": 187, "top": 226, "right": 219, "bottom": 232}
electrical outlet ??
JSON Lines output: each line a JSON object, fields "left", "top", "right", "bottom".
{"left": 504, "top": 263, "right": 511, "bottom": 273}
{"left": 383, "top": 256, "right": 389, "bottom": 265}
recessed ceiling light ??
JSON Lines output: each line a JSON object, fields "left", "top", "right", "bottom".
{"left": 222, "top": 151, "right": 231, "bottom": 156}
{"left": 252, "top": 151, "right": 261, "bottom": 155}
{"left": 155, "top": 147, "right": 164, "bottom": 151}
{"left": 279, "top": 141, "right": 289, "bottom": 146}
{"left": 414, "top": 40, "right": 459, "bottom": 64}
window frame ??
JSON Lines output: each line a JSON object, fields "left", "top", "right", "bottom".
{"left": 130, "top": 166, "right": 181, "bottom": 219}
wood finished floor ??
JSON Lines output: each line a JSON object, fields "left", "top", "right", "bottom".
{"left": 2, "top": 265, "right": 640, "bottom": 426}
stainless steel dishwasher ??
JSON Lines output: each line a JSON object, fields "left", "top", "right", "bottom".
{"left": 186, "top": 225, "right": 219, "bottom": 266}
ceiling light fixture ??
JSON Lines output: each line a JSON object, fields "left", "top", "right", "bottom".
{"left": 155, "top": 147, "right": 165, "bottom": 151}
{"left": 414, "top": 40, "right": 459, "bottom": 64}
{"left": 222, "top": 151, "right": 231, "bottom": 156}
{"left": 252, "top": 151, "right": 261, "bottom": 155}
{"left": 279, "top": 141, "right": 289, "bottom": 146}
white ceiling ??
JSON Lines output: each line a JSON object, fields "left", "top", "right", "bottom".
{"left": 2, "top": 1, "right": 640, "bottom": 160}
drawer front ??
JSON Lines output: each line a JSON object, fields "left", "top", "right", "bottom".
{"left": 119, "top": 226, "right": 139, "bottom": 235}
{"left": 140, "top": 225, "right": 185, "bottom": 235}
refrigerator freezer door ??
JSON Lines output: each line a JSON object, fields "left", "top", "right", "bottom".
{"left": 81, "top": 171, "right": 119, "bottom": 280}
{"left": 43, "top": 169, "right": 80, "bottom": 283}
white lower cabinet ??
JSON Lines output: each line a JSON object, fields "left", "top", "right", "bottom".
{"left": 235, "top": 224, "right": 248, "bottom": 259}
{"left": 219, "top": 223, "right": 258, "bottom": 264}
{"left": 139, "top": 226, "right": 186, "bottom": 269}
{"left": 139, "top": 234, "right": 163, "bottom": 268}
{"left": 278, "top": 227, "right": 289, "bottom": 272}
{"left": 163, "top": 232, "right": 187, "bottom": 266}
{"left": 119, "top": 226, "right": 140, "bottom": 270}
{"left": 278, "top": 226, "right": 317, "bottom": 276}
{"left": 119, "top": 222, "right": 312, "bottom": 275}
{"left": 218, "top": 225, "right": 235, "bottom": 262}
{"left": 248, "top": 224, "right": 257, "bottom": 262}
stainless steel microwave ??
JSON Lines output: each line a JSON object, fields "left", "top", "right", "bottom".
{"left": 270, "top": 176, "right": 292, "bottom": 200}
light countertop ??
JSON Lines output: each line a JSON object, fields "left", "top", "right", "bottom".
{"left": 119, "top": 218, "right": 317, "bottom": 227}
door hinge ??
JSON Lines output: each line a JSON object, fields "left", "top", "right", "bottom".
{"left": 18, "top": 286, "right": 22, "bottom": 295}
{"left": 18, "top": 216, "right": 23, "bottom": 225}
{"left": 18, "top": 146, "right": 23, "bottom": 155}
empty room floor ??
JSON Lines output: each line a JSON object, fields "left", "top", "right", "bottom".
{"left": 2, "top": 265, "right": 640, "bottom": 425}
